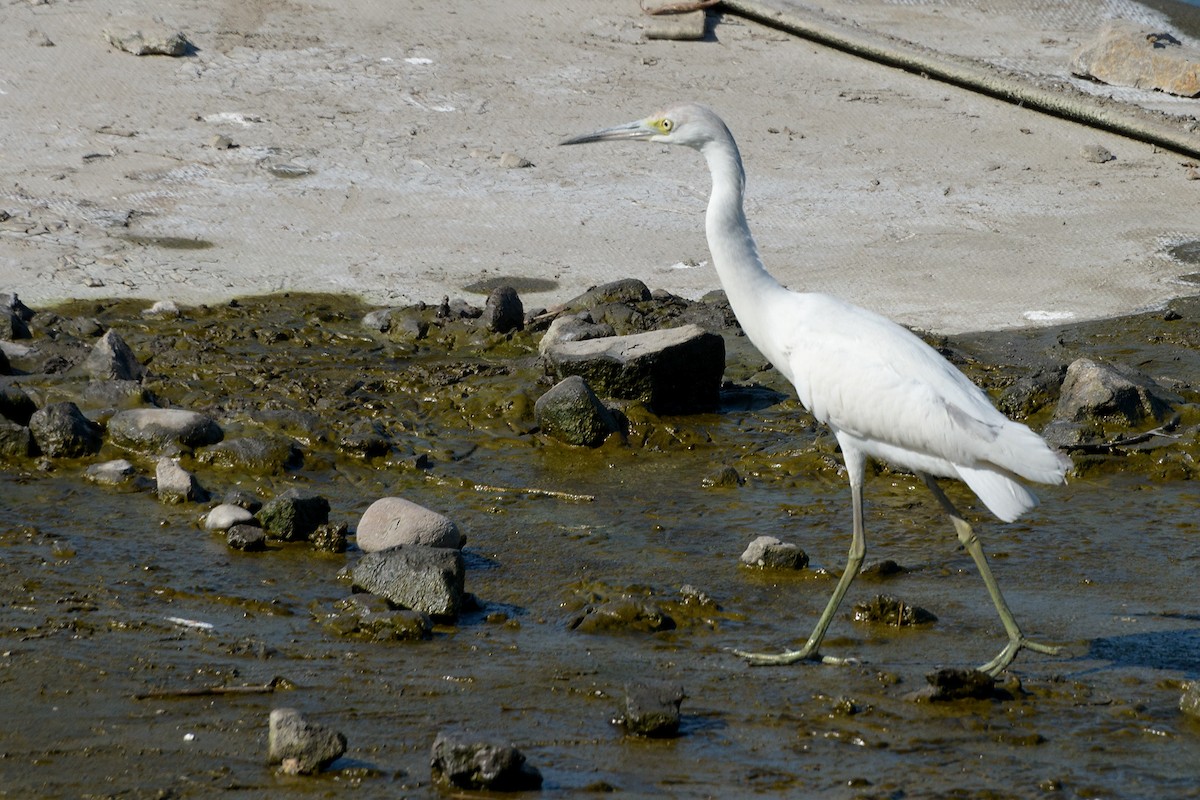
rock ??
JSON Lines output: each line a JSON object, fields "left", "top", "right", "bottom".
{"left": 1181, "top": 681, "right": 1200, "bottom": 719}
{"left": 355, "top": 497, "right": 464, "bottom": 551}
{"left": 322, "top": 594, "right": 432, "bottom": 641}
{"left": 498, "top": 152, "right": 533, "bottom": 169}
{"left": 0, "top": 293, "right": 35, "bottom": 324}
{"left": 85, "top": 458, "right": 149, "bottom": 490}
{"left": 107, "top": 408, "right": 223, "bottom": 451}
{"left": 0, "top": 419, "right": 33, "bottom": 458}
{"left": 534, "top": 375, "right": 620, "bottom": 447}
{"left": 155, "top": 457, "right": 206, "bottom": 503}
{"left": 310, "top": 522, "right": 348, "bottom": 553}
{"left": 1052, "top": 358, "right": 1177, "bottom": 428}
{"left": 267, "top": 708, "right": 347, "bottom": 775}
{"left": 542, "top": 323, "right": 724, "bottom": 414}
{"left": 0, "top": 348, "right": 8, "bottom": 375}
{"left": 996, "top": 366, "right": 1066, "bottom": 419}
{"left": 644, "top": 9, "right": 707, "bottom": 40}
{"left": 362, "top": 307, "right": 428, "bottom": 340}
{"left": 739, "top": 536, "right": 809, "bottom": 571}
{"left": 1072, "top": 21, "right": 1200, "bottom": 97}
{"left": 852, "top": 594, "right": 937, "bottom": 626}
{"left": 259, "top": 489, "right": 330, "bottom": 541}
{"left": 1081, "top": 144, "right": 1115, "bottom": 164}
{"left": 702, "top": 465, "right": 743, "bottom": 487}
{"left": 430, "top": 731, "right": 543, "bottom": 792}
{"left": 82, "top": 329, "right": 146, "bottom": 381}
{"left": 568, "top": 599, "right": 676, "bottom": 633}
{"left": 223, "top": 489, "right": 263, "bottom": 514}
{"left": 351, "top": 545, "right": 465, "bottom": 619}
{"left": 0, "top": 385, "right": 36, "bottom": 425}
{"left": 204, "top": 503, "right": 256, "bottom": 531}
{"left": 81, "top": 379, "right": 149, "bottom": 410}
{"left": 195, "top": 435, "right": 301, "bottom": 472}
{"left": 537, "top": 313, "right": 615, "bottom": 356}
{"left": 617, "top": 680, "right": 685, "bottom": 737}
{"left": 567, "top": 278, "right": 652, "bottom": 310}
{"left": 227, "top": 524, "right": 267, "bottom": 551}
{"left": 337, "top": 420, "right": 391, "bottom": 459}
{"left": 104, "top": 24, "right": 193, "bottom": 57}
{"left": 907, "top": 668, "right": 1002, "bottom": 702}
{"left": 859, "top": 559, "right": 907, "bottom": 580}
{"left": 482, "top": 286, "right": 524, "bottom": 334}
{"left": 28, "top": 402, "right": 101, "bottom": 457}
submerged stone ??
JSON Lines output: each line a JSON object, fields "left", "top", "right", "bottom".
{"left": 430, "top": 731, "right": 543, "bottom": 791}
{"left": 534, "top": 375, "right": 620, "bottom": 447}
{"left": 852, "top": 594, "right": 937, "bottom": 626}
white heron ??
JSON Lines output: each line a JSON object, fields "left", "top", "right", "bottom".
{"left": 561, "top": 103, "right": 1070, "bottom": 675}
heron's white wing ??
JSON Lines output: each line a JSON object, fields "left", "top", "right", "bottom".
{"left": 779, "top": 294, "right": 1012, "bottom": 468}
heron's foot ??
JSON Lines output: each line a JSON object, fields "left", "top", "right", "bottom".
{"left": 731, "top": 646, "right": 859, "bottom": 667}
{"left": 978, "top": 636, "right": 1061, "bottom": 677}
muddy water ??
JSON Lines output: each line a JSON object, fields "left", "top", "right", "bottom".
{"left": 2, "top": 293, "right": 1199, "bottom": 798}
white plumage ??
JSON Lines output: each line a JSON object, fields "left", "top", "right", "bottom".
{"left": 563, "top": 102, "right": 1069, "bottom": 675}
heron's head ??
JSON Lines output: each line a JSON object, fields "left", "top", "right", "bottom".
{"left": 560, "top": 103, "right": 727, "bottom": 150}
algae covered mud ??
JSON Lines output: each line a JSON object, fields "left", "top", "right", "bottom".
{"left": 2, "top": 288, "right": 1200, "bottom": 798}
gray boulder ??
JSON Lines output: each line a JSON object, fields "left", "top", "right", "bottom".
{"left": 537, "top": 313, "right": 615, "bottom": 356}
{"left": 227, "top": 524, "right": 267, "bottom": 551}
{"left": 355, "top": 497, "right": 464, "bottom": 552}
{"left": 542, "top": 323, "right": 724, "bottom": 414}
{"left": 739, "top": 536, "right": 809, "bottom": 571}
{"left": 482, "top": 286, "right": 523, "bottom": 333}
{"left": 1045, "top": 357, "right": 1179, "bottom": 447}
{"left": 83, "top": 329, "right": 146, "bottom": 381}
{"left": 108, "top": 408, "right": 223, "bottom": 451}
{"left": 352, "top": 545, "right": 465, "bottom": 619}
{"left": 430, "top": 731, "right": 543, "bottom": 791}
{"left": 566, "top": 278, "right": 652, "bottom": 309}
{"left": 267, "top": 708, "right": 347, "bottom": 775}
{"left": 534, "top": 375, "right": 620, "bottom": 447}
{"left": 156, "top": 457, "right": 206, "bottom": 503}
{"left": 29, "top": 402, "right": 101, "bottom": 457}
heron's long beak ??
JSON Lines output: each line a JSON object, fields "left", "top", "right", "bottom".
{"left": 560, "top": 119, "right": 656, "bottom": 146}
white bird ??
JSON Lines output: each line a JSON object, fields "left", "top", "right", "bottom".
{"left": 561, "top": 103, "right": 1070, "bottom": 676}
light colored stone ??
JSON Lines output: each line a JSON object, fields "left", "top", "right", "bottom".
{"left": 108, "top": 408, "right": 223, "bottom": 451}
{"left": 267, "top": 708, "right": 346, "bottom": 775}
{"left": 204, "top": 503, "right": 255, "bottom": 531}
{"left": 83, "top": 329, "right": 146, "bottom": 381}
{"left": 156, "top": 457, "right": 203, "bottom": 503}
{"left": 1072, "top": 21, "right": 1200, "bottom": 97}
{"left": 355, "top": 497, "right": 464, "bottom": 551}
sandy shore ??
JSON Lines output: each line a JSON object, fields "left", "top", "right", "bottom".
{"left": 2, "top": 0, "right": 1199, "bottom": 333}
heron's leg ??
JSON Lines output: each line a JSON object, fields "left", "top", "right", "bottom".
{"left": 734, "top": 447, "right": 866, "bottom": 667}
{"left": 921, "top": 475, "right": 1060, "bottom": 676}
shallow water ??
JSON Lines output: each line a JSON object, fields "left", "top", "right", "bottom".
{"left": 1, "top": 294, "right": 1199, "bottom": 798}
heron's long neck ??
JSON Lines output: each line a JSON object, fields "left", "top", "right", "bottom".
{"left": 701, "top": 137, "right": 788, "bottom": 359}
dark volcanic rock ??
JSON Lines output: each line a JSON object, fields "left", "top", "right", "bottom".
{"left": 483, "top": 286, "right": 524, "bottom": 333}
{"left": 567, "top": 278, "right": 652, "bottom": 309}
{"left": 323, "top": 594, "right": 432, "bottom": 641}
{"left": 542, "top": 323, "right": 724, "bottom": 414}
{"left": 0, "top": 385, "right": 36, "bottom": 426}
{"left": 852, "top": 594, "right": 937, "bottom": 626}
{"left": 617, "top": 680, "right": 685, "bottom": 737}
{"left": 28, "top": 401, "right": 101, "bottom": 457}
{"left": 534, "top": 375, "right": 620, "bottom": 447}
{"left": 0, "top": 419, "right": 33, "bottom": 458}
{"left": 430, "top": 731, "right": 543, "bottom": 791}
{"left": 259, "top": 489, "right": 330, "bottom": 541}
{"left": 352, "top": 545, "right": 465, "bottom": 619}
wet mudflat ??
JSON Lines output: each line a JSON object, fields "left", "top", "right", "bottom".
{"left": 2, "top": 292, "right": 1199, "bottom": 798}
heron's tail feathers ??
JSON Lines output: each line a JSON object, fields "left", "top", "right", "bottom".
{"left": 955, "top": 465, "right": 1040, "bottom": 523}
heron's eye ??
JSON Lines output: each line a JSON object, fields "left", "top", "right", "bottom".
{"left": 659, "top": 118, "right": 674, "bottom": 133}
